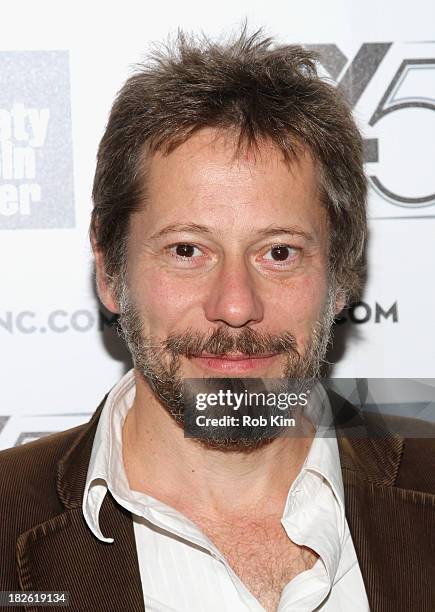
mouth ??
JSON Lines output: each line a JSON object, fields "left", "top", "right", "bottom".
{"left": 189, "top": 352, "right": 282, "bottom": 373}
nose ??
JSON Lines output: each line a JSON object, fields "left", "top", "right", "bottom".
{"left": 203, "top": 257, "right": 264, "bottom": 328}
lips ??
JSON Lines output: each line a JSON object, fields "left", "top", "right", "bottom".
{"left": 189, "top": 352, "right": 281, "bottom": 373}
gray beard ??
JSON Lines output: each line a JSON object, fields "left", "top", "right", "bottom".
{"left": 116, "top": 279, "right": 337, "bottom": 451}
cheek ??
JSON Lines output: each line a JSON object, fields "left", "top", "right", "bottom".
{"left": 266, "top": 275, "right": 328, "bottom": 340}
{"left": 129, "top": 268, "right": 201, "bottom": 332}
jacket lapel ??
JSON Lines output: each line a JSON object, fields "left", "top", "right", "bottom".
{"left": 332, "top": 392, "right": 435, "bottom": 612}
{"left": 16, "top": 401, "right": 145, "bottom": 612}
{"left": 341, "top": 466, "right": 435, "bottom": 612}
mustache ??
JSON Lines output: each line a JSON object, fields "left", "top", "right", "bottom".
{"left": 163, "top": 326, "right": 298, "bottom": 357}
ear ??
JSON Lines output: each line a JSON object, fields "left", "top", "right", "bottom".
{"left": 91, "top": 233, "right": 120, "bottom": 314}
{"left": 334, "top": 289, "right": 347, "bottom": 316}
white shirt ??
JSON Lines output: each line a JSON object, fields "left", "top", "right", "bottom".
{"left": 83, "top": 370, "right": 370, "bottom": 611}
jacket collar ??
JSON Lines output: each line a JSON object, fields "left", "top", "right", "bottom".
{"left": 56, "top": 396, "right": 107, "bottom": 510}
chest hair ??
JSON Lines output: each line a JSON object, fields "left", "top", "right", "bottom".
{"left": 197, "top": 515, "right": 319, "bottom": 612}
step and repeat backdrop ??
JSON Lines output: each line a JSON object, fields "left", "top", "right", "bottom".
{"left": 1, "top": 0, "right": 434, "bottom": 448}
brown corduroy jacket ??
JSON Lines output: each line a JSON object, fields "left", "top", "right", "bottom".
{"left": 0, "top": 393, "right": 434, "bottom": 612}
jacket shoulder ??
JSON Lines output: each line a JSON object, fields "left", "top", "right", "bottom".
{"left": 329, "top": 388, "right": 435, "bottom": 494}
{"left": 0, "top": 423, "right": 89, "bottom": 515}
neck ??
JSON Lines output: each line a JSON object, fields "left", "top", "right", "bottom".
{"left": 122, "top": 370, "right": 314, "bottom": 520}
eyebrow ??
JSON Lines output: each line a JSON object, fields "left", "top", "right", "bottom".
{"left": 149, "top": 223, "right": 212, "bottom": 241}
{"left": 149, "top": 222, "right": 315, "bottom": 242}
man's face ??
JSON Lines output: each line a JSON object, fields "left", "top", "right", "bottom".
{"left": 97, "top": 128, "right": 340, "bottom": 444}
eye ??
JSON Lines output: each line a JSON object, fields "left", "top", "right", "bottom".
{"left": 168, "top": 243, "right": 203, "bottom": 258}
{"left": 263, "top": 245, "right": 298, "bottom": 262}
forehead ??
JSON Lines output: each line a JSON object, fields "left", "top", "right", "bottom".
{"left": 135, "top": 128, "right": 325, "bottom": 237}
